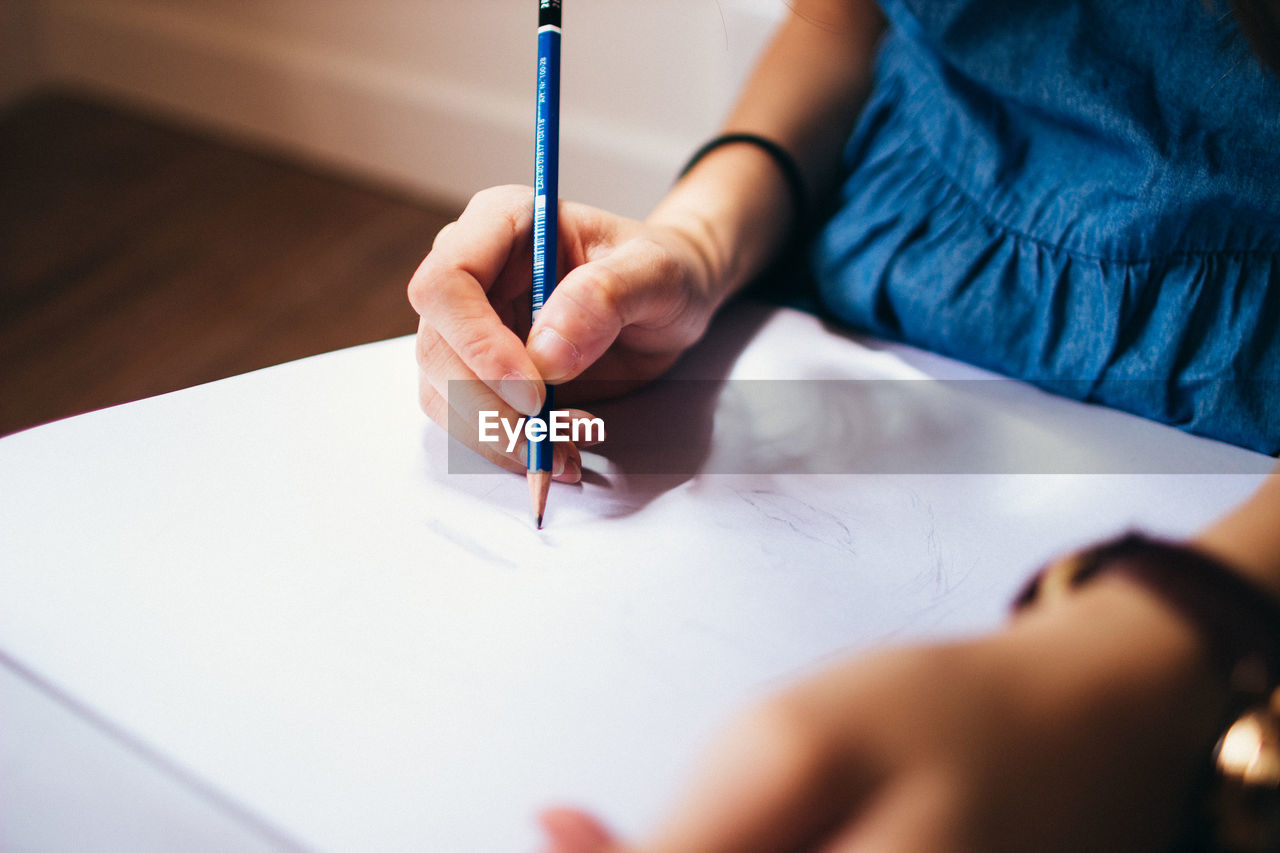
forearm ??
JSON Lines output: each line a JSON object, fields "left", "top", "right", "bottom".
{"left": 647, "top": 0, "right": 885, "bottom": 304}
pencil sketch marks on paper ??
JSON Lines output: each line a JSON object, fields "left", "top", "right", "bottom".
{"left": 426, "top": 518, "right": 522, "bottom": 572}
{"left": 735, "top": 488, "right": 855, "bottom": 553}
{"left": 900, "top": 487, "right": 973, "bottom": 603}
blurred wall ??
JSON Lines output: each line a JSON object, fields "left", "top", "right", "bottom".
{"left": 6, "top": 0, "right": 781, "bottom": 217}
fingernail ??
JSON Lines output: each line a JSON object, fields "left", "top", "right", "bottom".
{"left": 499, "top": 372, "right": 541, "bottom": 416}
{"left": 552, "top": 452, "right": 566, "bottom": 477}
{"left": 529, "top": 328, "right": 580, "bottom": 379}
{"left": 563, "top": 456, "right": 581, "bottom": 483}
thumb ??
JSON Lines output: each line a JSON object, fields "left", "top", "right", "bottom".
{"left": 526, "top": 241, "right": 685, "bottom": 384}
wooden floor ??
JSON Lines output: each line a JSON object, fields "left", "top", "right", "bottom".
{"left": 0, "top": 92, "right": 459, "bottom": 437}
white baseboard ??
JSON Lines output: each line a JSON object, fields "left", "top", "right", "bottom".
{"left": 38, "top": 1, "right": 706, "bottom": 217}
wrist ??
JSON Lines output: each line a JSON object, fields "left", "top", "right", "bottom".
{"left": 643, "top": 207, "right": 731, "bottom": 313}
{"left": 1008, "top": 573, "right": 1229, "bottom": 714}
{"left": 962, "top": 576, "right": 1229, "bottom": 852}
{"left": 1013, "top": 532, "right": 1280, "bottom": 850}
{"left": 1006, "top": 575, "right": 1231, "bottom": 812}
{"left": 1016, "top": 534, "right": 1280, "bottom": 697}
{"left": 648, "top": 140, "right": 798, "bottom": 302}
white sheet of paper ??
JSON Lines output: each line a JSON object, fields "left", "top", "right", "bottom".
{"left": 0, "top": 301, "right": 1270, "bottom": 851}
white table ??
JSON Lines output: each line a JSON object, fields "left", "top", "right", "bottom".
{"left": 1, "top": 301, "right": 1270, "bottom": 852}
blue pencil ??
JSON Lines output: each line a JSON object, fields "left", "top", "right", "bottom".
{"left": 528, "top": 0, "right": 561, "bottom": 528}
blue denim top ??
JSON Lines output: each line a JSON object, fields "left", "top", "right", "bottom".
{"left": 812, "top": 0, "right": 1280, "bottom": 453}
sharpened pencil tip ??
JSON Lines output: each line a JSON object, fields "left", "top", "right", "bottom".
{"left": 529, "top": 469, "right": 552, "bottom": 531}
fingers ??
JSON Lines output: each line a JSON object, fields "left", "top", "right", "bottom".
{"left": 634, "top": 701, "right": 869, "bottom": 853}
{"left": 416, "top": 314, "right": 534, "bottom": 435}
{"left": 528, "top": 235, "right": 694, "bottom": 384}
{"left": 419, "top": 376, "right": 534, "bottom": 475}
{"left": 533, "top": 755, "right": 943, "bottom": 853}
{"left": 538, "top": 809, "right": 627, "bottom": 853}
{"left": 419, "top": 374, "right": 594, "bottom": 483}
{"left": 408, "top": 186, "right": 546, "bottom": 415}
{"left": 410, "top": 187, "right": 618, "bottom": 480}
{"left": 534, "top": 708, "right": 859, "bottom": 853}
{"left": 561, "top": 408, "right": 606, "bottom": 446}
{"left": 413, "top": 187, "right": 704, "bottom": 395}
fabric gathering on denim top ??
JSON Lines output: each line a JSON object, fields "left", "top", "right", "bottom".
{"left": 810, "top": 0, "right": 1280, "bottom": 453}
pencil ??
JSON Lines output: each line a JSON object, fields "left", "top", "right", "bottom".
{"left": 528, "top": 0, "right": 561, "bottom": 528}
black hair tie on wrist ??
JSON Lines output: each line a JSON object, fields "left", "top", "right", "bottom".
{"left": 678, "top": 133, "right": 809, "bottom": 231}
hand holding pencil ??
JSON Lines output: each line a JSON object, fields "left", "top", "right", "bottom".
{"left": 406, "top": 0, "right": 739, "bottom": 516}
{"left": 406, "top": 187, "right": 716, "bottom": 477}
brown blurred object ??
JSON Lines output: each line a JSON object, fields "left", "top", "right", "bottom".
{"left": 0, "top": 92, "right": 458, "bottom": 437}
{"left": 1212, "top": 687, "right": 1280, "bottom": 853}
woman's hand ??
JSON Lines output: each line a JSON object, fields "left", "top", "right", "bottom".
{"left": 407, "top": 185, "right": 721, "bottom": 478}
{"left": 539, "top": 575, "right": 1230, "bottom": 853}
{"left": 407, "top": 0, "right": 885, "bottom": 479}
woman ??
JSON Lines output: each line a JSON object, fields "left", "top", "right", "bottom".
{"left": 408, "top": 1, "right": 1280, "bottom": 848}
